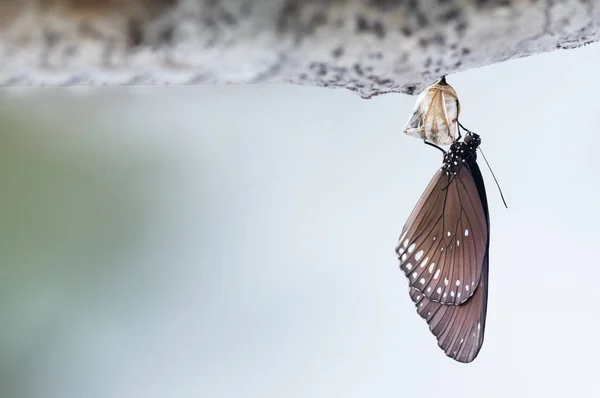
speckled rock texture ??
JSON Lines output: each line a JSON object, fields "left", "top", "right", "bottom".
{"left": 0, "top": 0, "right": 598, "bottom": 97}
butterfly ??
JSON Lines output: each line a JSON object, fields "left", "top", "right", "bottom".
{"left": 403, "top": 76, "right": 460, "bottom": 146}
{"left": 396, "top": 130, "right": 490, "bottom": 363}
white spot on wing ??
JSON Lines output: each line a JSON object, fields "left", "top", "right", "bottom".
{"left": 415, "top": 250, "right": 424, "bottom": 261}
{"left": 444, "top": 278, "right": 449, "bottom": 286}
{"left": 447, "top": 231, "right": 451, "bottom": 237}
{"left": 434, "top": 269, "right": 441, "bottom": 279}
{"left": 436, "top": 287, "right": 442, "bottom": 294}
{"left": 412, "top": 272, "right": 417, "bottom": 279}
{"left": 406, "top": 262, "right": 412, "bottom": 270}
{"left": 428, "top": 262, "right": 435, "bottom": 273}
{"left": 450, "top": 291, "right": 455, "bottom": 297}
{"left": 401, "top": 253, "right": 407, "bottom": 262}
{"left": 426, "top": 287, "right": 431, "bottom": 292}
{"left": 419, "top": 278, "right": 425, "bottom": 285}
{"left": 421, "top": 257, "right": 429, "bottom": 268}
{"left": 465, "top": 229, "right": 469, "bottom": 236}
{"left": 408, "top": 243, "right": 416, "bottom": 253}
{"left": 456, "top": 280, "right": 461, "bottom": 286}
{"left": 465, "top": 285, "right": 469, "bottom": 292}
{"left": 403, "top": 239, "right": 409, "bottom": 248}
{"left": 456, "top": 240, "right": 460, "bottom": 247}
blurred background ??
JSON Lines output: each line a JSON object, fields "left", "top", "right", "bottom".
{"left": 1, "top": 42, "right": 599, "bottom": 398}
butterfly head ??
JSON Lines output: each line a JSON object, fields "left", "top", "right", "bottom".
{"left": 442, "top": 132, "right": 481, "bottom": 175}
{"left": 464, "top": 132, "right": 481, "bottom": 147}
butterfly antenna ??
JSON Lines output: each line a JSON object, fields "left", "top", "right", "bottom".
{"left": 479, "top": 147, "right": 508, "bottom": 208}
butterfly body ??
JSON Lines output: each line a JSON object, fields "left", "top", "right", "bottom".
{"left": 396, "top": 132, "right": 490, "bottom": 363}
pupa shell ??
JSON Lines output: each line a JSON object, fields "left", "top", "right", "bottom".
{"left": 403, "top": 77, "right": 460, "bottom": 146}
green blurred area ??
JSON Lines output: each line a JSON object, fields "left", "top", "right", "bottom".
{"left": 0, "top": 94, "right": 162, "bottom": 397}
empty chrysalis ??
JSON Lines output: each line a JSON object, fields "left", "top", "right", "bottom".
{"left": 403, "top": 76, "right": 460, "bottom": 146}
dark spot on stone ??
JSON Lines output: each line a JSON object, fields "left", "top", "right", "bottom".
{"left": 43, "top": 30, "right": 61, "bottom": 47}
{"left": 369, "top": 0, "right": 405, "bottom": 11}
{"left": 418, "top": 37, "right": 429, "bottom": 48}
{"left": 277, "top": 2, "right": 299, "bottom": 33}
{"left": 372, "top": 20, "right": 386, "bottom": 38}
{"left": 299, "top": 73, "right": 307, "bottom": 80}
{"left": 354, "top": 63, "right": 364, "bottom": 76}
{"left": 456, "top": 21, "right": 468, "bottom": 35}
{"left": 356, "top": 16, "right": 386, "bottom": 38}
{"left": 424, "top": 57, "right": 432, "bottom": 67}
{"left": 357, "top": 15, "right": 369, "bottom": 31}
{"left": 454, "top": 61, "right": 462, "bottom": 68}
{"left": 127, "top": 19, "right": 144, "bottom": 48}
{"left": 204, "top": 16, "right": 216, "bottom": 28}
{"left": 307, "top": 11, "right": 328, "bottom": 34}
{"left": 416, "top": 12, "right": 428, "bottom": 27}
{"left": 368, "top": 52, "right": 383, "bottom": 60}
{"left": 158, "top": 25, "right": 175, "bottom": 46}
{"left": 450, "top": 43, "right": 458, "bottom": 50}
{"left": 461, "top": 47, "right": 471, "bottom": 55}
{"left": 432, "top": 33, "right": 446, "bottom": 46}
{"left": 332, "top": 46, "right": 344, "bottom": 58}
{"left": 439, "top": 9, "right": 461, "bottom": 22}
{"left": 405, "top": 85, "right": 416, "bottom": 95}
{"left": 498, "top": 0, "right": 511, "bottom": 6}
{"left": 64, "top": 45, "right": 77, "bottom": 57}
{"left": 221, "top": 10, "right": 237, "bottom": 26}
{"left": 434, "top": 67, "right": 441, "bottom": 73}
{"left": 365, "top": 66, "right": 374, "bottom": 72}
{"left": 401, "top": 26, "right": 413, "bottom": 36}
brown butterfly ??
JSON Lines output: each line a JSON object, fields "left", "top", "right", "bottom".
{"left": 396, "top": 131, "right": 489, "bottom": 363}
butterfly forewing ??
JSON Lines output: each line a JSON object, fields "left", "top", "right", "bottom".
{"left": 396, "top": 165, "right": 488, "bottom": 305}
{"left": 409, "top": 252, "right": 488, "bottom": 363}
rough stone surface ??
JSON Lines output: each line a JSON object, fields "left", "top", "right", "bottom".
{"left": 0, "top": 0, "right": 598, "bottom": 97}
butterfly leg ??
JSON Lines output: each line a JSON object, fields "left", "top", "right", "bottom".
{"left": 457, "top": 120, "right": 473, "bottom": 136}
{"left": 423, "top": 140, "right": 446, "bottom": 154}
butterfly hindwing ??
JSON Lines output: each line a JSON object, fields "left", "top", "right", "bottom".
{"left": 408, "top": 250, "right": 488, "bottom": 363}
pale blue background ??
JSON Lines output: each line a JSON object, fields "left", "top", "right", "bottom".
{"left": 1, "top": 42, "right": 600, "bottom": 397}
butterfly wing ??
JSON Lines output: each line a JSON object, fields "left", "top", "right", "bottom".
{"left": 408, "top": 251, "right": 488, "bottom": 363}
{"left": 405, "top": 160, "right": 490, "bottom": 363}
{"left": 396, "top": 165, "right": 488, "bottom": 305}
